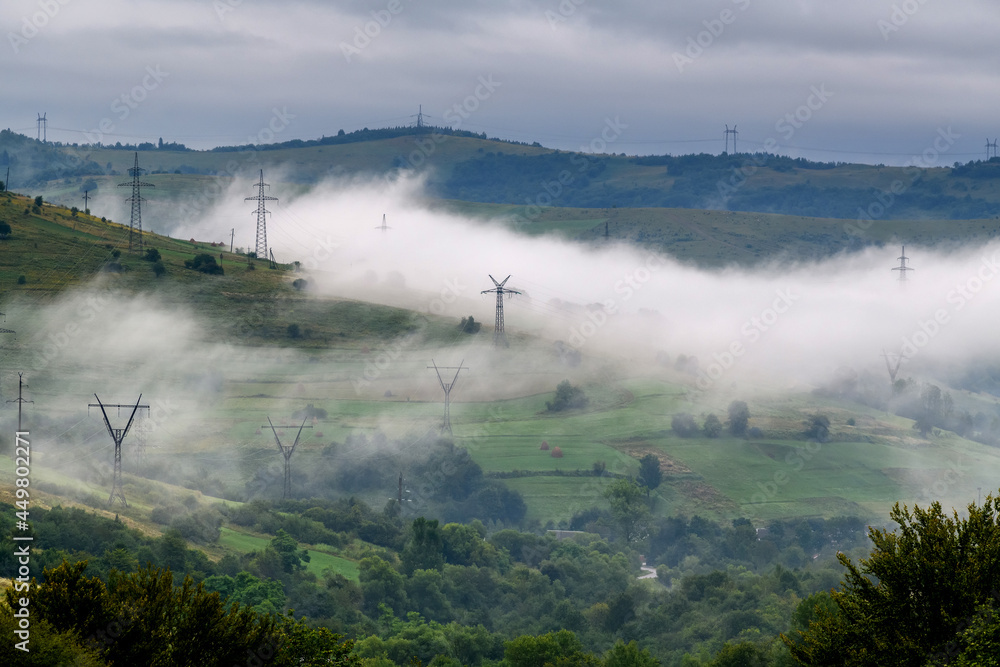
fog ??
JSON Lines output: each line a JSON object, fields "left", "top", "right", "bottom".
{"left": 163, "top": 170, "right": 1000, "bottom": 393}
{"left": 5, "top": 170, "right": 1000, "bottom": 514}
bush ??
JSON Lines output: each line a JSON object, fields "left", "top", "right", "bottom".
{"left": 703, "top": 414, "right": 723, "bottom": 438}
{"left": 672, "top": 413, "right": 699, "bottom": 437}
{"left": 16, "top": 275, "right": 26, "bottom": 285}
{"left": 184, "top": 253, "right": 224, "bottom": 275}
{"left": 287, "top": 323, "right": 301, "bottom": 338}
{"left": 144, "top": 247, "right": 161, "bottom": 262}
{"left": 459, "top": 316, "right": 482, "bottom": 334}
{"left": 152, "top": 261, "right": 166, "bottom": 277}
{"left": 727, "top": 400, "right": 750, "bottom": 436}
{"left": 546, "top": 380, "right": 589, "bottom": 412}
{"left": 0, "top": 222, "right": 11, "bottom": 239}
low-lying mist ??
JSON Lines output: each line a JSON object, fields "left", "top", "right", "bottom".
{"left": 168, "top": 170, "right": 1000, "bottom": 393}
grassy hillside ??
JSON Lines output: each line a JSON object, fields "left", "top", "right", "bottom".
{"left": 2, "top": 190, "right": 999, "bottom": 541}
{"left": 9, "top": 127, "right": 1000, "bottom": 225}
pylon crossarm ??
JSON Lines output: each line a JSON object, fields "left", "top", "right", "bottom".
{"left": 289, "top": 415, "right": 309, "bottom": 458}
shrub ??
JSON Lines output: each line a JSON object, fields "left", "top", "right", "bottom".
{"left": 16, "top": 275, "right": 26, "bottom": 285}
{"left": 703, "top": 414, "right": 723, "bottom": 438}
{"left": 144, "top": 247, "right": 161, "bottom": 262}
{"left": 672, "top": 413, "right": 699, "bottom": 437}
{"left": 546, "top": 380, "right": 589, "bottom": 412}
{"left": 184, "top": 253, "right": 224, "bottom": 275}
{"left": 152, "top": 261, "right": 166, "bottom": 277}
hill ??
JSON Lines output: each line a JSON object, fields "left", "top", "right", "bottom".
{"left": 6, "top": 127, "right": 1000, "bottom": 226}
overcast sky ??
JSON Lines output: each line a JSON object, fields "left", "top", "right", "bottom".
{"left": 2, "top": 0, "right": 999, "bottom": 165}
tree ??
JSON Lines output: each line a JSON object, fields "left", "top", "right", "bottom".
{"left": 803, "top": 414, "right": 830, "bottom": 442}
{"left": 672, "top": 413, "right": 699, "bottom": 437}
{"left": 637, "top": 454, "right": 662, "bottom": 494}
{"left": 546, "top": 380, "right": 589, "bottom": 412}
{"left": 459, "top": 316, "right": 482, "bottom": 334}
{"left": 603, "top": 478, "right": 650, "bottom": 543}
{"left": 184, "top": 253, "right": 224, "bottom": 274}
{"left": 287, "top": 323, "right": 301, "bottom": 338}
{"left": 785, "top": 495, "right": 1000, "bottom": 666}
{"left": 34, "top": 195, "right": 42, "bottom": 207}
{"left": 0, "top": 222, "right": 10, "bottom": 239}
{"left": 7, "top": 559, "right": 279, "bottom": 666}
{"left": 728, "top": 400, "right": 750, "bottom": 436}
{"left": 152, "top": 260, "right": 166, "bottom": 277}
{"left": 504, "top": 630, "right": 600, "bottom": 667}
{"left": 703, "top": 413, "right": 723, "bottom": 438}
{"left": 143, "top": 247, "right": 161, "bottom": 262}
{"left": 603, "top": 639, "right": 659, "bottom": 667}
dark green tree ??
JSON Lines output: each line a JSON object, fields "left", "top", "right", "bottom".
{"left": 803, "top": 414, "right": 831, "bottom": 442}
{"left": 728, "top": 400, "right": 750, "bottom": 436}
{"left": 603, "top": 478, "right": 650, "bottom": 543}
{"left": 672, "top": 412, "right": 699, "bottom": 437}
{"left": 546, "top": 380, "right": 589, "bottom": 412}
{"left": 785, "top": 495, "right": 1000, "bottom": 666}
{"left": 703, "top": 413, "right": 723, "bottom": 438}
{"left": 185, "top": 253, "right": 224, "bottom": 274}
{"left": 0, "top": 222, "right": 11, "bottom": 239}
{"left": 637, "top": 454, "right": 662, "bottom": 495}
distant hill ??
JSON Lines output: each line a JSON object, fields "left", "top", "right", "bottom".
{"left": 6, "top": 127, "right": 1000, "bottom": 223}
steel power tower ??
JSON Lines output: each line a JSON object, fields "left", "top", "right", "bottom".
{"left": 37, "top": 113, "right": 46, "bottom": 142}
{"left": 892, "top": 245, "right": 913, "bottom": 282}
{"left": 376, "top": 214, "right": 391, "bottom": 233}
{"left": 428, "top": 359, "right": 468, "bottom": 434}
{"left": 118, "top": 153, "right": 154, "bottom": 253}
{"left": 265, "top": 416, "right": 312, "bottom": 499}
{"left": 246, "top": 170, "right": 277, "bottom": 260}
{"left": 6, "top": 373, "right": 31, "bottom": 432}
{"left": 882, "top": 349, "right": 905, "bottom": 390}
{"left": 481, "top": 274, "right": 521, "bottom": 347}
{"left": 90, "top": 394, "right": 148, "bottom": 507}
{"left": 724, "top": 124, "right": 738, "bottom": 154}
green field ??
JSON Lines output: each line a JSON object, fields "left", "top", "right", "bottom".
{"left": 219, "top": 527, "right": 360, "bottom": 581}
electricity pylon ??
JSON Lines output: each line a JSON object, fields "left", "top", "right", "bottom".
{"left": 90, "top": 394, "right": 148, "bottom": 507}
{"left": 481, "top": 275, "right": 521, "bottom": 347}
{"left": 265, "top": 415, "right": 312, "bottom": 499}
{"left": 428, "top": 360, "right": 468, "bottom": 434}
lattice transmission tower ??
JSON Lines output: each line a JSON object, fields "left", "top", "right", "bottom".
{"left": 118, "top": 152, "right": 154, "bottom": 253}
{"left": 892, "top": 245, "right": 913, "bottom": 282}
{"left": 481, "top": 275, "right": 521, "bottom": 347}
{"left": 246, "top": 170, "right": 277, "bottom": 260}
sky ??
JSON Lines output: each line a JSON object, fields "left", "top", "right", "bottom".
{"left": 2, "top": 0, "right": 999, "bottom": 166}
